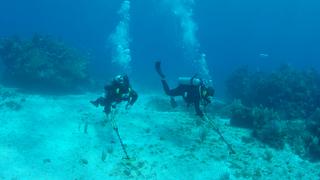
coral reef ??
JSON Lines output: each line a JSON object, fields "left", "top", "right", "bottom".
{"left": 227, "top": 99, "right": 320, "bottom": 160}
{"left": 226, "top": 66, "right": 320, "bottom": 160}
{"left": 307, "top": 109, "right": 320, "bottom": 160}
{"left": 227, "top": 100, "right": 285, "bottom": 149}
{"left": 228, "top": 100, "right": 254, "bottom": 128}
{"left": 0, "top": 35, "right": 89, "bottom": 91}
{"left": 0, "top": 86, "right": 24, "bottom": 111}
{"left": 251, "top": 107, "right": 285, "bottom": 149}
{"left": 226, "top": 65, "right": 320, "bottom": 119}
{"left": 308, "top": 109, "right": 320, "bottom": 140}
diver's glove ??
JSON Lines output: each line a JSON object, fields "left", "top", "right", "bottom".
{"left": 201, "top": 98, "right": 211, "bottom": 106}
{"left": 126, "top": 102, "right": 134, "bottom": 110}
{"left": 125, "top": 104, "right": 131, "bottom": 110}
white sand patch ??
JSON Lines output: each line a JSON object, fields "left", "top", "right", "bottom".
{"left": 0, "top": 90, "right": 319, "bottom": 179}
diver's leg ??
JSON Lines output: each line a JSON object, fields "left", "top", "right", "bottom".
{"left": 91, "top": 97, "right": 105, "bottom": 107}
{"left": 100, "top": 99, "right": 112, "bottom": 125}
{"left": 156, "top": 61, "right": 184, "bottom": 96}
{"left": 155, "top": 61, "right": 165, "bottom": 79}
{"left": 170, "top": 97, "right": 178, "bottom": 108}
{"left": 129, "top": 90, "right": 138, "bottom": 105}
{"left": 161, "top": 80, "right": 184, "bottom": 96}
{"left": 161, "top": 80, "right": 184, "bottom": 108}
{"left": 104, "top": 102, "right": 112, "bottom": 116}
{"left": 194, "top": 99, "right": 204, "bottom": 117}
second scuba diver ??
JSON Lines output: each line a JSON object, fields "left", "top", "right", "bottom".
{"left": 155, "top": 61, "right": 215, "bottom": 117}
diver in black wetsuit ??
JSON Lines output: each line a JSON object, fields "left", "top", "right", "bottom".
{"left": 91, "top": 74, "right": 138, "bottom": 116}
{"left": 155, "top": 61, "right": 214, "bottom": 117}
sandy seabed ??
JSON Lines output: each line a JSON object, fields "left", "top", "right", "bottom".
{"left": 0, "top": 87, "right": 319, "bottom": 180}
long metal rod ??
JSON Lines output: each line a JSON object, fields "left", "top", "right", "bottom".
{"left": 114, "top": 126, "right": 130, "bottom": 159}
{"left": 203, "top": 114, "right": 236, "bottom": 154}
{"left": 110, "top": 111, "right": 130, "bottom": 159}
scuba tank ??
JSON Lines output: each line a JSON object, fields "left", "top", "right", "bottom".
{"left": 178, "top": 75, "right": 202, "bottom": 86}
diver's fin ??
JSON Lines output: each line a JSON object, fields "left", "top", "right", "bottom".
{"left": 155, "top": 61, "right": 165, "bottom": 79}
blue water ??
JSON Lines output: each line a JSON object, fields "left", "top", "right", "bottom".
{"left": 1, "top": 1, "right": 320, "bottom": 178}
{"left": 0, "top": 0, "right": 320, "bottom": 93}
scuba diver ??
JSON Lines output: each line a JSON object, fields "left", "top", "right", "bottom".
{"left": 155, "top": 61, "right": 214, "bottom": 117}
{"left": 91, "top": 75, "right": 138, "bottom": 159}
{"left": 91, "top": 74, "right": 138, "bottom": 116}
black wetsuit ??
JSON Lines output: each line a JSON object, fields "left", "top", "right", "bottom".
{"left": 161, "top": 79, "right": 210, "bottom": 117}
{"left": 93, "top": 80, "right": 138, "bottom": 115}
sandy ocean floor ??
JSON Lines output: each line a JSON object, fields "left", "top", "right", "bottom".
{"left": 0, "top": 86, "right": 320, "bottom": 179}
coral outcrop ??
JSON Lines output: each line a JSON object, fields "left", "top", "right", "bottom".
{"left": 226, "top": 65, "right": 320, "bottom": 119}
{"left": 226, "top": 65, "right": 320, "bottom": 160}
{"left": 0, "top": 35, "right": 89, "bottom": 92}
{"left": 0, "top": 86, "right": 24, "bottom": 111}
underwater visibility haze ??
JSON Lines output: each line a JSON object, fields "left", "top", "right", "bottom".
{"left": 0, "top": 0, "right": 320, "bottom": 179}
